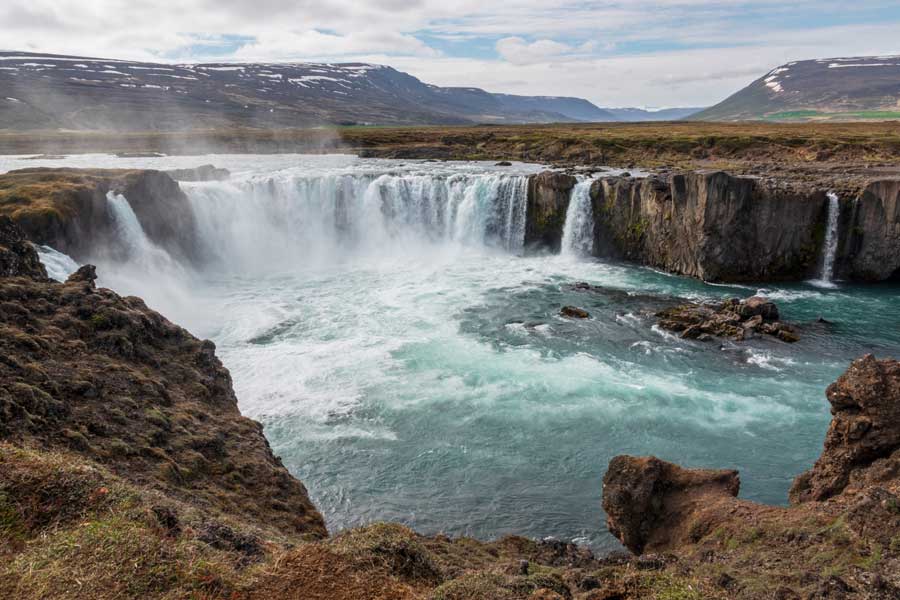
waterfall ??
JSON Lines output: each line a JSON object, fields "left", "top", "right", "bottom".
{"left": 36, "top": 244, "right": 79, "bottom": 282}
{"left": 106, "top": 191, "right": 182, "bottom": 273}
{"left": 561, "top": 180, "right": 595, "bottom": 256}
{"left": 812, "top": 192, "right": 840, "bottom": 288}
{"left": 181, "top": 173, "right": 530, "bottom": 271}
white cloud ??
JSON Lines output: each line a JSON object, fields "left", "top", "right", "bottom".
{"left": 495, "top": 37, "right": 594, "bottom": 65}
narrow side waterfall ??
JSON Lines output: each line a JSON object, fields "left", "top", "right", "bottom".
{"left": 812, "top": 191, "right": 840, "bottom": 287}
{"left": 560, "top": 180, "right": 595, "bottom": 256}
{"left": 36, "top": 244, "right": 79, "bottom": 281}
{"left": 181, "top": 173, "right": 530, "bottom": 271}
{"left": 106, "top": 191, "right": 181, "bottom": 272}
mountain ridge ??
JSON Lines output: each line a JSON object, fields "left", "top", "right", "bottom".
{"left": 0, "top": 50, "right": 620, "bottom": 130}
{"left": 693, "top": 54, "right": 900, "bottom": 121}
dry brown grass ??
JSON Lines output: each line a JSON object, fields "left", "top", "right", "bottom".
{"left": 1, "top": 122, "right": 899, "bottom": 169}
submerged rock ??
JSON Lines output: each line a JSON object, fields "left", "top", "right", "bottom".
{"left": 560, "top": 306, "right": 590, "bottom": 319}
{"left": 656, "top": 296, "right": 797, "bottom": 342}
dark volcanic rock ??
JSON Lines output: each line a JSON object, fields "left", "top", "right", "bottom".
{"left": 590, "top": 171, "right": 828, "bottom": 282}
{"left": 790, "top": 355, "right": 900, "bottom": 504}
{"left": 838, "top": 179, "right": 900, "bottom": 281}
{"left": 0, "top": 259, "right": 326, "bottom": 538}
{"left": 656, "top": 296, "right": 797, "bottom": 342}
{"left": 560, "top": 306, "right": 590, "bottom": 319}
{"left": 525, "top": 171, "right": 577, "bottom": 252}
{"left": 0, "top": 216, "right": 46, "bottom": 280}
{"left": 602, "top": 455, "right": 740, "bottom": 555}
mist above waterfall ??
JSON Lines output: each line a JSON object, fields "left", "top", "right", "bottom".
{"left": 40, "top": 155, "right": 543, "bottom": 324}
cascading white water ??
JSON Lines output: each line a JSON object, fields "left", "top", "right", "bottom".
{"left": 36, "top": 244, "right": 79, "bottom": 281}
{"left": 560, "top": 180, "right": 595, "bottom": 256}
{"left": 812, "top": 191, "right": 840, "bottom": 287}
{"left": 181, "top": 173, "right": 530, "bottom": 272}
{"left": 106, "top": 191, "right": 181, "bottom": 272}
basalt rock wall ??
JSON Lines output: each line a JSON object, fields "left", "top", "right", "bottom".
{"left": 837, "top": 178, "right": 900, "bottom": 281}
{"left": 524, "top": 171, "right": 577, "bottom": 252}
{"left": 590, "top": 171, "right": 829, "bottom": 282}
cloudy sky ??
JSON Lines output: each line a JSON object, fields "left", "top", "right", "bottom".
{"left": 3, "top": 1, "right": 900, "bottom": 107}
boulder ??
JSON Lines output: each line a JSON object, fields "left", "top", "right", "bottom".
{"left": 739, "top": 296, "right": 780, "bottom": 321}
{"left": 66, "top": 264, "right": 97, "bottom": 287}
{"left": 602, "top": 455, "right": 739, "bottom": 555}
{"left": 790, "top": 355, "right": 900, "bottom": 503}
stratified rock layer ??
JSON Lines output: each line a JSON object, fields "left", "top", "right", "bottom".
{"left": 839, "top": 179, "right": 900, "bottom": 281}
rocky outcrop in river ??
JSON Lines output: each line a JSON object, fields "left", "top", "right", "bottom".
{"left": 657, "top": 295, "right": 799, "bottom": 342}
{"left": 525, "top": 171, "right": 577, "bottom": 251}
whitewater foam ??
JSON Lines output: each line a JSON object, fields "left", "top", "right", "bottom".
{"left": 36, "top": 245, "right": 79, "bottom": 281}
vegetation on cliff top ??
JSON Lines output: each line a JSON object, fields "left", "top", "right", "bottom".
{"left": 2, "top": 121, "right": 900, "bottom": 172}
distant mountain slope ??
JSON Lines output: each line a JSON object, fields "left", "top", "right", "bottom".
{"left": 492, "top": 94, "right": 617, "bottom": 122}
{"left": 693, "top": 56, "right": 900, "bottom": 121}
{"left": 604, "top": 107, "right": 705, "bottom": 121}
{"left": 0, "top": 51, "right": 612, "bottom": 130}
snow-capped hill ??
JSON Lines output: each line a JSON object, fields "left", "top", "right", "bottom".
{"left": 693, "top": 55, "right": 900, "bottom": 121}
{"left": 0, "top": 51, "right": 611, "bottom": 130}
